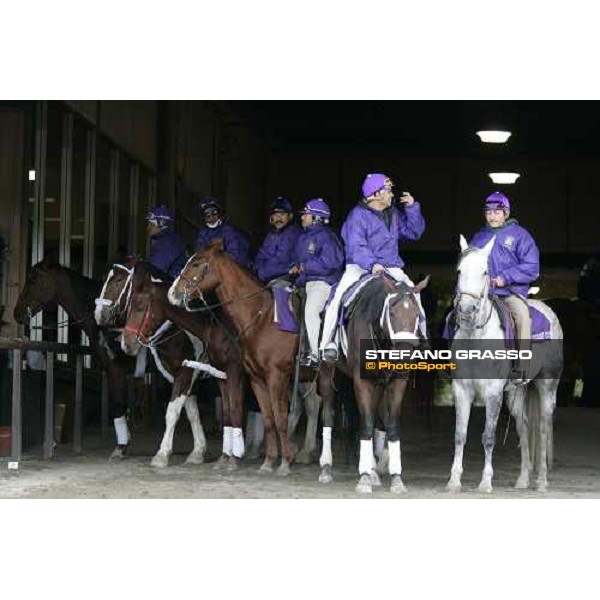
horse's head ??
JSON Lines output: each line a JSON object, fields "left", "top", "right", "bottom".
{"left": 95, "top": 256, "right": 140, "bottom": 327}
{"left": 456, "top": 234, "right": 495, "bottom": 324}
{"left": 14, "top": 260, "right": 61, "bottom": 324}
{"left": 382, "top": 275, "right": 430, "bottom": 345}
{"left": 168, "top": 240, "right": 224, "bottom": 308}
{"left": 121, "top": 262, "right": 168, "bottom": 356}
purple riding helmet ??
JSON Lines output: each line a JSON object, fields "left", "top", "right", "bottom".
{"left": 300, "top": 198, "right": 331, "bottom": 224}
{"left": 362, "top": 173, "right": 394, "bottom": 198}
{"left": 484, "top": 191, "right": 510, "bottom": 212}
{"left": 147, "top": 205, "right": 173, "bottom": 230}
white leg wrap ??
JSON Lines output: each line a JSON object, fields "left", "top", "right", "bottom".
{"left": 114, "top": 416, "right": 130, "bottom": 445}
{"left": 388, "top": 440, "right": 402, "bottom": 475}
{"left": 374, "top": 428, "right": 386, "bottom": 458}
{"left": 222, "top": 426, "right": 233, "bottom": 456}
{"left": 359, "top": 439, "right": 374, "bottom": 475}
{"left": 320, "top": 426, "right": 333, "bottom": 467}
{"left": 232, "top": 427, "right": 245, "bottom": 458}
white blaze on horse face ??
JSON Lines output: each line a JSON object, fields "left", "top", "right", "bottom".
{"left": 94, "top": 268, "right": 115, "bottom": 325}
{"left": 168, "top": 275, "right": 183, "bottom": 306}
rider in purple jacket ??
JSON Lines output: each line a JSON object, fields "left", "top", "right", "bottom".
{"left": 194, "top": 196, "right": 253, "bottom": 270}
{"left": 290, "top": 198, "right": 344, "bottom": 367}
{"left": 254, "top": 197, "right": 302, "bottom": 283}
{"left": 469, "top": 191, "right": 540, "bottom": 381}
{"left": 320, "top": 173, "right": 426, "bottom": 362}
{"left": 146, "top": 205, "right": 188, "bottom": 280}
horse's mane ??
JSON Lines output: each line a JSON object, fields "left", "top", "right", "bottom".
{"left": 39, "top": 262, "right": 102, "bottom": 307}
{"left": 355, "top": 277, "right": 390, "bottom": 328}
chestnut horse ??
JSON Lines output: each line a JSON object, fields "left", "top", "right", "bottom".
{"left": 119, "top": 261, "right": 246, "bottom": 468}
{"left": 168, "top": 241, "right": 298, "bottom": 475}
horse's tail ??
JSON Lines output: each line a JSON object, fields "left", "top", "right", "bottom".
{"left": 527, "top": 384, "right": 554, "bottom": 470}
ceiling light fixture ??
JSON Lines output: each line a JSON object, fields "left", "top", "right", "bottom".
{"left": 476, "top": 130, "right": 512, "bottom": 144}
{"left": 488, "top": 172, "right": 520, "bottom": 184}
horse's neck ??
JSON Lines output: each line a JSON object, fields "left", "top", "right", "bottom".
{"left": 215, "top": 265, "right": 271, "bottom": 333}
{"left": 56, "top": 270, "right": 98, "bottom": 337}
{"left": 163, "top": 294, "right": 213, "bottom": 337}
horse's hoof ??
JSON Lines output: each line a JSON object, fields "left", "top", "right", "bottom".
{"left": 150, "top": 454, "right": 169, "bottom": 468}
{"left": 370, "top": 470, "right": 382, "bottom": 487}
{"left": 258, "top": 459, "right": 275, "bottom": 474}
{"left": 109, "top": 446, "right": 127, "bottom": 461}
{"left": 390, "top": 475, "right": 407, "bottom": 494}
{"left": 318, "top": 465, "right": 333, "bottom": 484}
{"left": 184, "top": 451, "right": 205, "bottom": 465}
{"left": 212, "top": 454, "right": 230, "bottom": 470}
{"left": 276, "top": 462, "right": 291, "bottom": 477}
{"left": 515, "top": 475, "right": 530, "bottom": 489}
{"left": 446, "top": 481, "right": 461, "bottom": 493}
{"left": 477, "top": 481, "right": 493, "bottom": 494}
{"left": 536, "top": 482, "right": 549, "bottom": 493}
{"left": 227, "top": 456, "right": 241, "bottom": 471}
{"left": 355, "top": 474, "right": 373, "bottom": 494}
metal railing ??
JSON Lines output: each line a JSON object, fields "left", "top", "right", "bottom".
{"left": 0, "top": 337, "right": 104, "bottom": 469}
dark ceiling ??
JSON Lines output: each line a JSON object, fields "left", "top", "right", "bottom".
{"left": 230, "top": 101, "right": 600, "bottom": 159}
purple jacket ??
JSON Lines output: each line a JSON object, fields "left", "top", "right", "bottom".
{"left": 148, "top": 229, "right": 188, "bottom": 280}
{"left": 470, "top": 219, "right": 540, "bottom": 297}
{"left": 341, "top": 202, "right": 425, "bottom": 270}
{"left": 293, "top": 224, "right": 344, "bottom": 286}
{"left": 194, "top": 222, "right": 253, "bottom": 269}
{"left": 254, "top": 223, "right": 302, "bottom": 282}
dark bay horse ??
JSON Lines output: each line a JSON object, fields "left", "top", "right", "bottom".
{"left": 119, "top": 261, "right": 246, "bottom": 468}
{"left": 14, "top": 258, "right": 135, "bottom": 458}
{"left": 317, "top": 273, "right": 429, "bottom": 493}
{"left": 168, "top": 241, "right": 298, "bottom": 475}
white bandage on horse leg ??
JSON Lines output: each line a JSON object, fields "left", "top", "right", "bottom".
{"left": 232, "top": 427, "right": 245, "bottom": 458}
{"left": 359, "top": 439, "right": 374, "bottom": 475}
{"left": 374, "top": 429, "right": 386, "bottom": 458}
{"left": 320, "top": 426, "right": 333, "bottom": 467}
{"left": 222, "top": 426, "right": 233, "bottom": 456}
{"left": 388, "top": 440, "right": 402, "bottom": 475}
{"left": 114, "top": 416, "right": 130, "bottom": 445}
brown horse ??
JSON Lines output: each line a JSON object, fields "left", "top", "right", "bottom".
{"left": 14, "top": 258, "right": 135, "bottom": 459}
{"left": 168, "top": 241, "right": 298, "bottom": 475}
{"left": 120, "top": 260, "right": 247, "bottom": 468}
{"left": 317, "top": 274, "right": 429, "bottom": 493}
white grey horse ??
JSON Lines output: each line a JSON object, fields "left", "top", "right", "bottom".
{"left": 447, "top": 235, "right": 563, "bottom": 493}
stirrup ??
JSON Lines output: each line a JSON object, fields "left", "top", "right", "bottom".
{"left": 320, "top": 345, "right": 339, "bottom": 364}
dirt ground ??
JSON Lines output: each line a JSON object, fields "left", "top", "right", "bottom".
{"left": 1, "top": 406, "right": 599, "bottom": 499}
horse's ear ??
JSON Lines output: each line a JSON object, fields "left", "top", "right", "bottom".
{"left": 459, "top": 234, "right": 469, "bottom": 253}
{"left": 413, "top": 274, "right": 431, "bottom": 294}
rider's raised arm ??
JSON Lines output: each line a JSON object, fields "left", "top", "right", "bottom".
{"left": 396, "top": 200, "right": 425, "bottom": 242}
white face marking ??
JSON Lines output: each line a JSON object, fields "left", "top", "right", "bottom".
{"left": 94, "top": 268, "right": 115, "bottom": 325}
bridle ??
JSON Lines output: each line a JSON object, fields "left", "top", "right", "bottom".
{"left": 95, "top": 262, "right": 136, "bottom": 323}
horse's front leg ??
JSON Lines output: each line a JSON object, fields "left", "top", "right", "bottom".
{"left": 107, "top": 362, "right": 130, "bottom": 460}
{"left": 385, "top": 378, "right": 409, "bottom": 494}
{"left": 447, "top": 380, "right": 474, "bottom": 492}
{"left": 183, "top": 394, "right": 207, "bottom": 465}
{"left": 354, "top": 377, "right": 378, "bottom": 494}
{"left": 297, "top": 382, "right": 321, "bottom": 464}
{"left": 318, "top": 366, "right": 336, "bottom": 484}
{"left": 505, "top": 385, "right": 530, "bottom": 489}
{"left": 151, "top": 392, "right": 187, "bottom": 468}
{"left": 478, "top": 382, "right": 504, "bottom": 493}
